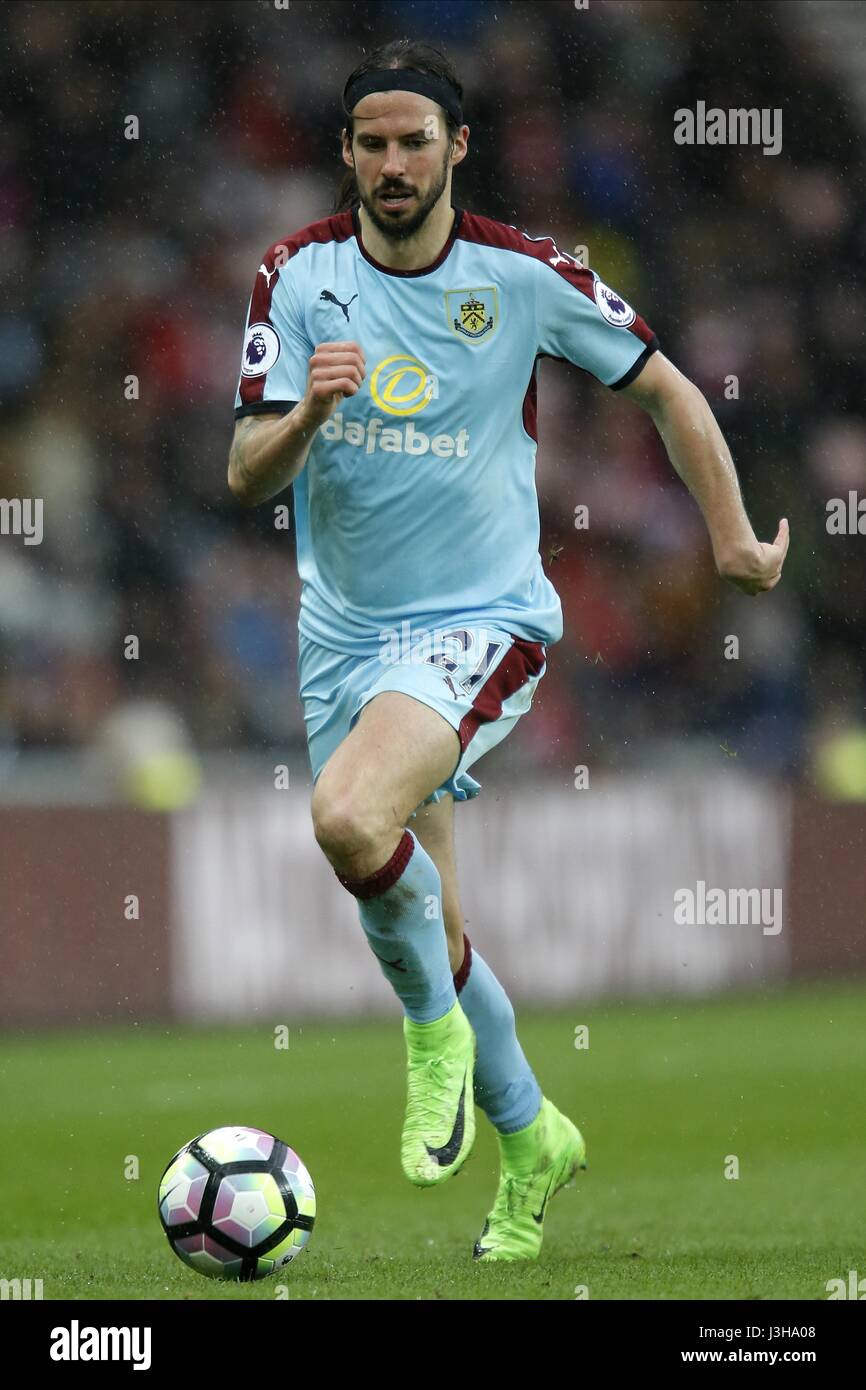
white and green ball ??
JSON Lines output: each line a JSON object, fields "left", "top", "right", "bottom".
{"left": 158, "top": 1126, "right": 315, "bottom": 1281}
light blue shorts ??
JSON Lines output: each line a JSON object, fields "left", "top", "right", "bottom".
{"left": 297, "top": 623, "right": 548, "bottom": 817}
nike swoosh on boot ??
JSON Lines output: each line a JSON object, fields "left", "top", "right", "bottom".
{"left": 424, "top": 1068, "right": 468, "bottom": 1165}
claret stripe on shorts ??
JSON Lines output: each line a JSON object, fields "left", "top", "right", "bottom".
{"left": 458, "top": 637, "right": 547, "bottom": 754}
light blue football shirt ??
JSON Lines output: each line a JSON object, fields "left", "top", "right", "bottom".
{"left": 235, "top": 206, "right": 658, "bottom": 657}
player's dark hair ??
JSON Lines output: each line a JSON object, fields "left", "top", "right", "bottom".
{"left": 334, "top": 39, "right": 463, "bottom": 214}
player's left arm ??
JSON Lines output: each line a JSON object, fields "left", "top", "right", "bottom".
{"left": 620, "top": 350, "right": 789, "bottom": 595}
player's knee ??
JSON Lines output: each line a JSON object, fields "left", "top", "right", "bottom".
{"left": 311, "top": 785, "right": 387, "bottom": 861}
{"left": 311, "top": 791, "right": 364, "bottom": 856}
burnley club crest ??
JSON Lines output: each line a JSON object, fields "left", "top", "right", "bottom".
{"left": 446, "top": 287, "right": 498, "bottom": 342}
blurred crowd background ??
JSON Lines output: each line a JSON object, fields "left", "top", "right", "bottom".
{"left": 1, "top": 0, "right": 865, "bottom": 801}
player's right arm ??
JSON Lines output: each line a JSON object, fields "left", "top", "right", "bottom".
{"left": 228, "top": 341, "right": 366, "bottom": 506}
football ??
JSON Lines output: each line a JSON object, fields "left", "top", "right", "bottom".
{"left": 157, "top": 1125, "right": 315, "bottom": 1281}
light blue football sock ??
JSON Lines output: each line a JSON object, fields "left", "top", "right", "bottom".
{"left": 336, "top": 828, "right": 457, "bottom": 1024}
{"left": 453, "top": 936, "right": 542, "bottom": 1134}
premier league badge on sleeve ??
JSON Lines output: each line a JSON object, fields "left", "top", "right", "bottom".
{"left": 592, "top": 279, "right": 636, "bottom": 328}
{"left": 241, "top": 322, "right": 281, "bottom": 376}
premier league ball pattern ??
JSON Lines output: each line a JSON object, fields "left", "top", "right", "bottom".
{"left": 158, "top": 1126, "right": 315, "bottom": 1281}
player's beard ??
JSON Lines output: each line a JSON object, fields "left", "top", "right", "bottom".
{"left": 358, "top": 147, "right": 451, "bottom": 242}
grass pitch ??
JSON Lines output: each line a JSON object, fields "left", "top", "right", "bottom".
{"left": 1, "top": 981, "right": 863, "bottom": 1300}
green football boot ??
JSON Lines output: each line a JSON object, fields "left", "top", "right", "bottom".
{"left": 401, "top": 999, "right": 476, "bottom": 1186}
{"left": 473, "top": 1096, "right": 586, "bottom": 1261}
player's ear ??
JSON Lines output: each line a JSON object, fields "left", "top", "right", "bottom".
{"left": 340, "top": 128, "right": 355, "bottom": 170}
{"left": 449, "top": 125, "right": 469, "bottom": 168}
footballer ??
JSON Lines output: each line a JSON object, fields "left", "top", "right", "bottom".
{"left": 228, "top": 38, "right": 788, "bottom": 1261}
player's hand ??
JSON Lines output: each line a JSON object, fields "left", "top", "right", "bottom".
{"left": 717, "top": 519, "right": 790, "bottom": 595}
{"left": 299, "top": 341, "right": 366, "bottom": 427}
